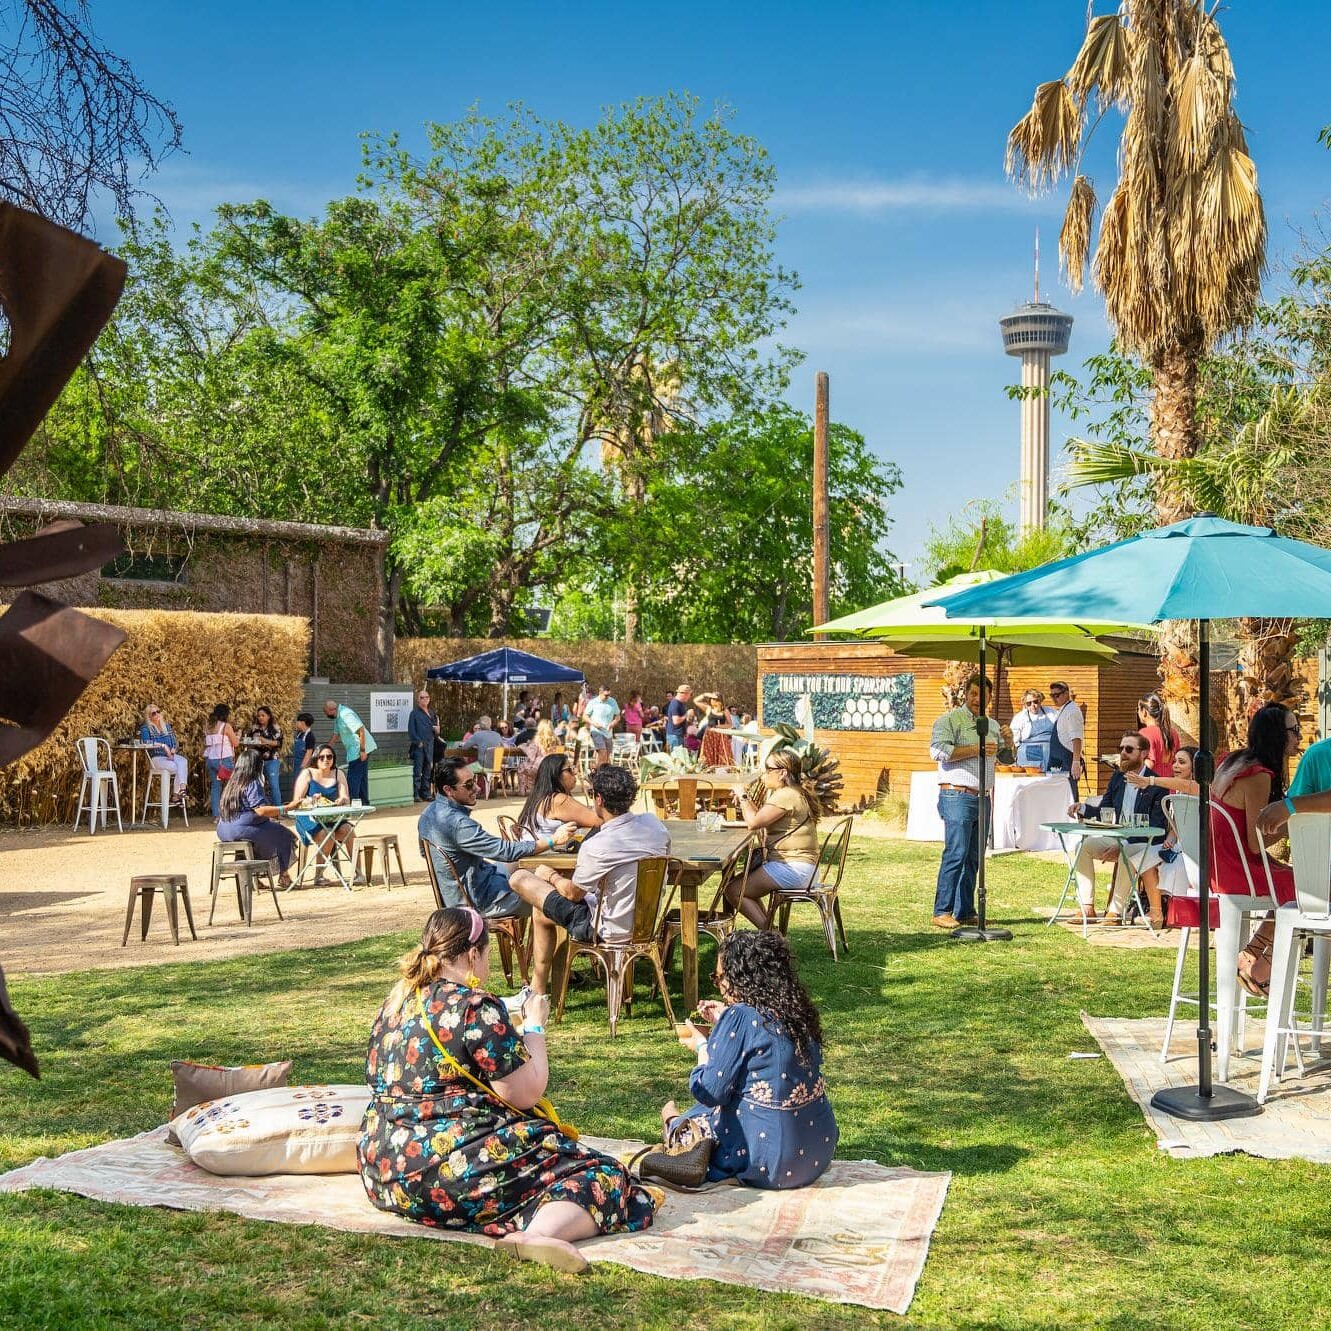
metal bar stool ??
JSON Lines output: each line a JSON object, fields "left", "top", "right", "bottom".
{"left": 122, "top": 874, "right": 197, "bottom": 946}
{"left": 214, "top": 857, "right": 284, "bottom": 926}
{"left": 356, "top": 833, "right": 408, "bottom": 889}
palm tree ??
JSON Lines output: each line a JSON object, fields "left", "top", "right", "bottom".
{"left": 1008, "top": 2, "right": 1266, "bottom": 506}
{"left": 1064, "top": 383, "right": 1331, "bottom": 739}
{"left": 1008, "top": 1, "right": 1266, "bottom": 734}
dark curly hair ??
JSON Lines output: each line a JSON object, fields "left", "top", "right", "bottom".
{"left": 716, "top": 931, "right": 823, "bottom": 1062}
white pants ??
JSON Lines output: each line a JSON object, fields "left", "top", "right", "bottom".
{"left": 1074, "top": 836, "right": 1162, "bottom": 913}
{"left": 150, "top": 754, "right": 188, "bottom": 797}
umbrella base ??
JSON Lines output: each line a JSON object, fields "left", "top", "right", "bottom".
{"left": 1150, "top": 1083, "right": 1260, "bottom": 1122}
{"left": 951, "top": 926, "right": 1013, "bottom": 943}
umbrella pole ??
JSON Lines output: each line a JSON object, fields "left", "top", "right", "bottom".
{"left": 1150, "top": 618, "right": 1258, "bottom": 1121}
{"left": 954, "top": 628, "right": 1011, "bottom": 944}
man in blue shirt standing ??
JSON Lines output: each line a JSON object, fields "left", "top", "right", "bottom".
{"left": 585, "top": 684, "right": 622, "bottom": 767}
{"left": 664, "top": 684, "right": 693, "bottom": 751}
{"left": 324, "top": 698, "right": 378, "bottom": 805}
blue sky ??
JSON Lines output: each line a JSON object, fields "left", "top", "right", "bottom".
{"left": 94, "top": 1, "right": 1331, "bottom": 573}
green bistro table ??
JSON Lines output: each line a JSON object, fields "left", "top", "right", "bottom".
{"left": 282, "top": 803, "right": 377, "bottom": 891}
{"left": 1042, "top": 820, "right": 1166, "bottom": 936}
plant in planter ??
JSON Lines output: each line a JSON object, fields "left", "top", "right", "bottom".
{"left": 745, "top": 724, "right": 844, "bottom": 813}
{"left": 367, "top": 752, "right": 416, "bottom": 808}
{"left": 638, "top": 746, "right": 707, "bottom": 783}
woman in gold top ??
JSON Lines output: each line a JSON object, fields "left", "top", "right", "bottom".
{"left": 728, "top": 749, "right": 826, "bottom": 927}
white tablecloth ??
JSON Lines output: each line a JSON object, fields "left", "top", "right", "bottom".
{"left": 906, "top": 771, "right": 1070, "bottom": 852}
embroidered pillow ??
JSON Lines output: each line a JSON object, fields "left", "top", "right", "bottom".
{"left": 167, "top": 1060, "right": 293, "bottom": 1146}
{"left": 170, "top": 1084, "right": 370, "bottom": 1175}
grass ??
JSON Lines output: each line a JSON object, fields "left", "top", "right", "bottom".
{"left": 3, "top": 838, "right": 1331, "bottom": 1329}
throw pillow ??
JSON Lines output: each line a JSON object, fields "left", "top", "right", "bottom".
{"left": 170, "top": 1084, "right": 370, "bottom": 1176}
{"left": 166, "top": 1060, "right": 293, "bottom": 1146}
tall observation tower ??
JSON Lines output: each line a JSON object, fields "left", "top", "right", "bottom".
{"left": 999, "top": 235, "right": 1073, "bottom": 533}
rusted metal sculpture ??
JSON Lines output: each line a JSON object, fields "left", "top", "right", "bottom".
{"left": 0, "top": 202, "right": 129, "bottom": 1078}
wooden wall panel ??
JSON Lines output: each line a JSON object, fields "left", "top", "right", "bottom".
{"left": 757, "top": 642, "right": 1160, "bottom": 807}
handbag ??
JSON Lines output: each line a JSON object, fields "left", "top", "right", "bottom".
{"left": 415, "top": 988, "right": 578, "bottom": 1141}
{"left": 629, "top": 1111, "right": 714, "bottom": 1189}
{"left": 217, "top": 762, "right": 233, "bottom": 782}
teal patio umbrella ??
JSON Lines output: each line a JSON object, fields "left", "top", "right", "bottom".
{"left": 926, "top": 515, "right": 1331, "bottom": 1122}
{"left": 814, "top": 571, "right": 1139, "bottom": 942}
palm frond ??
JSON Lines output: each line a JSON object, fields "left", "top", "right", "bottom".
{"left": 1066, "top": 14, "right": 1131, "bottom": 109}
{"left": 1062, "top": 437, "right": 1164, "bottom": 491}
{"left": 1059, "top": 175, "right": 1096, "bottom": 292}
{"left": 1005, "top": 80, "right": 1081, "bottom": 189}
{"left": 1196, "top": 124, "right": 1265, "bottom": 334}
{"left": 1171, "top": 50, "right": 1229, "bottom": 174}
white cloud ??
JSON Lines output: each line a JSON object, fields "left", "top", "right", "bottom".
{"left": 779, "top": 176, "right": 1051, "bottom": 217}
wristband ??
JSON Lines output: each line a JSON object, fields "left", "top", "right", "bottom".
{"left": 545, "top": 836, "right": 554, "bottom": 850}
{"left": 524, "top": 1024, "right": 545, "bottom": 1036}
{"left": 1285, "top": 796, "right": 1296, "bottom": 816}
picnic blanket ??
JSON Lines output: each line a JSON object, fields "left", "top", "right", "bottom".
{"left": 0, "top": 1127, "right": 949, "bottom": 1314}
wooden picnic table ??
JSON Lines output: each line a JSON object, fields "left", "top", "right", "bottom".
{"left": 519, "top": 818, "right": 752, "bottom": 1013}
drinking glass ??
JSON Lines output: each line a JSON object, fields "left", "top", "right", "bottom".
{"left": 1101, "top": 808, "right": 1117, "bottom": 826}
{"left": 351, "top": 797, "right": 363, "bottom": 808}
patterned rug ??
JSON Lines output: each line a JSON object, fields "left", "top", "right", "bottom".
{"left": 0, "top": 1128, "right": 949, "bottom": 1313}
{"left": 1084, "top": 1013, "right": 1331, "bottom": 1161}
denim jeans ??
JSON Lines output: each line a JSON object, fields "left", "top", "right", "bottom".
{"left": 346, "top": 757, "right": 369, "bottom": 804}
{"left": 411, "top": 744, "right": 432, "bottom": 801}
{"left": 263, "top": 758, "right": 282, "bottom": 805}
{"left": 934, "top": 787, "right": 980, "bottom": 920}
{"left": 206, "top": 757, "right": 225, "bottom": 818}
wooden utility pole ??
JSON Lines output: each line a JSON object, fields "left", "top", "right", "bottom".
{"left": 812, "top": 371, "right": 830, "bottom": 639}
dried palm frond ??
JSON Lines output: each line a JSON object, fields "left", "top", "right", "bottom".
{"left": 1171, "top": 51, "right": 1228, "bottom": 173}
{"left": 1066, "top": 14, "right": 1132, "bottom": 109}
{"left": 1005, "top": 80, "right": 1081, "bottom": 189}
{"left": 1059, "top": 175, "right": 1096, "bottom": 292}
{"left": 1197, "top": 133, "right": 1265, "bottom": 332}
{"left": 1196, "top": 11, "right": 1235, "bottom": 84}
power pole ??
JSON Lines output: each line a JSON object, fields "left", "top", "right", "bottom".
{"left": 812, "top": 370, "right": 830, "bottom": 640}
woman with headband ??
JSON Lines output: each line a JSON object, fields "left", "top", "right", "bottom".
{"left": 357, "top": 907, "right": 656, "bottom": 1273}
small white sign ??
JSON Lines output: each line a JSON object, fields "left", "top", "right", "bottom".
{"left": 369, "top": 689, "right": 413, "bottom": 734}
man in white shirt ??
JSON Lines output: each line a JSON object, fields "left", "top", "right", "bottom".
{"left": 1047, "top": 681, "right": 1085, "bottom": 798}
{"left": 584, "top": 685, "right": 622, "bottom": 767}
{"left": 928, "top": 675, "right": 996, "bottom": 928}
{"left": 511, "top": 765, "right": 670, "bottom": 996}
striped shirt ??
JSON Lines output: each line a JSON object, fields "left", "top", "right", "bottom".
{"left": 929, "top": 706, "right": 996, "bottom": 791}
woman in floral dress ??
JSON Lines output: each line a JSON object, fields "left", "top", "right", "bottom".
{"left": 666, "top": 930, "right": 837, "bottom": 1189}
{"left": 358, "top": 906, "right": 656, "bottom": 1273}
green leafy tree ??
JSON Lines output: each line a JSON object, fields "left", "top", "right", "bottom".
{"left": 921, "top": 500, "right": 1077, "bottom": 585}
{"left": 578, "top": 406, "right": 902, "bottom": 643}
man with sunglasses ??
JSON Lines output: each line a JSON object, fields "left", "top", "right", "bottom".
{"left": 1047, "top": 681, "right": 1085, "bottom": 799}
{"left": 419, "top": 757, "right": 577, "bottom": 927}
{"left": 1067, "top": 731, "right": 1169, "bottom": 924}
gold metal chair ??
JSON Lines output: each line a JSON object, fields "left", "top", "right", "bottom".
{"left": 554, "top": 856, "right": 681, "bottom": 1037}
{"left": 496, "top": 813, "right": 521, "bottom": 840}
{"left": 419, "top": 838, "right": 530, "bottom": 985}
{"left": 762, "top": 816, "right": 854, "bottom": 960}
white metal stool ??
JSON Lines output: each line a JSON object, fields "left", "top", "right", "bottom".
{"left": 73, "top": 736, "right": 122, "bottom": 835}
{"left": 142, "top": 766, "right": 189, "bottom": 829}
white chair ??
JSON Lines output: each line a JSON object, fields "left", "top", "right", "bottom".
{"left": 73, "top": 737, "right": 123, "bottom": 835}
{"left": 1207, "top": 798, "right": 1283, "bottom": 1080}
{"left": 1158, "top": 795, "right": 1229, "bottom": 1061}
{"left": 142, "top": 766, "right": 189, "bottom": 830}
{"left": 1257, "top": 814, "right": 1331, "bottom": 1103}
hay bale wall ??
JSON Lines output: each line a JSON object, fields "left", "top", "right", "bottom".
{"left": 396, "top": 638, "right": 759, "bottom": 734}
{"left": 0, "top": 607, "right": 310, "bottom": 824}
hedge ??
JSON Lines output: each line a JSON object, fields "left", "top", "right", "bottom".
{"left": 0, "top": 608, "right": 310, "bottom": 825}
{"left": 395, "top": 637, "right": 759, "bottom": 734}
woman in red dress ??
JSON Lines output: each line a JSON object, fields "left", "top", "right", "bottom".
{"left": 1209, "top": 703, "right": 1301, "bottom": 995}
{"left": 696, "top": 693, "right": 733, "bottom": 768}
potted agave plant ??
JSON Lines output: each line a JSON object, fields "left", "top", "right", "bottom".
{"left": 745, "top": 724, "right": 844, "bottom": 813}
{"left": 638, "top": 745, "right": 708, "bottom": 782}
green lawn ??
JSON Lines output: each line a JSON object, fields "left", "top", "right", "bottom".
{"left": 3, "top": 838, "right": 1330, "bottom": 1330}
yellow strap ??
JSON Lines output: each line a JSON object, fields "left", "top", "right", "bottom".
{"left": 414, "top": 987, "right": 578, "bottom": 1141}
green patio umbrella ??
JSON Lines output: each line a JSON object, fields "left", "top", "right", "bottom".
{"left": 926, "top": 515, "right": 1331, "bottom": 1122}
{"left": 812, "top": 571, "right": 1143, "bottom": 942}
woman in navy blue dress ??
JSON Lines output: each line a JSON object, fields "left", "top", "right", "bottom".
{"left": 216, "top": 749, "right": 297, "bottom": 885}
{"left": 665, "top": 931, "right": 837, "bottom": 1189}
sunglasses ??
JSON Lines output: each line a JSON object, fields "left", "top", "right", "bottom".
{"left": 149, "top": 710, "right": 161, "bottom": 717}
{"left": 317, "top": 752, "right": 336, "bottom": 761}
{"left": 455, "top": 779, "right": 477, "bottom": 792}
{"left": 764, "top": 764, "right": 782, "bottom": 772}
{"left": 1118, "top": 745, "right": 1142, "bottom": 753}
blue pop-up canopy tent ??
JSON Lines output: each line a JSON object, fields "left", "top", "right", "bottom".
{"left": 425, "top": 647, "right": 584, "bottom": 723}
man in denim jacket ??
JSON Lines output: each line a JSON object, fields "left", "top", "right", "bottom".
{"left": 418, "top": 757, "right": 576, "bottom": 919}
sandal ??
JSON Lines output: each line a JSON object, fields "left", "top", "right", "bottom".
{"left": 1102, "top": 912, "right": 1122, "bottom": 927}
{"left": 1237, "top": 939, "right": 1273, "bottom": 997}
{"left": 1147, "top": 910, "right": 1165, "bottom": 931}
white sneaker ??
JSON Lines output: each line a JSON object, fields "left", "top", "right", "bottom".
{"left": 503, "top": 985, "right": 532, "bottom": 1017}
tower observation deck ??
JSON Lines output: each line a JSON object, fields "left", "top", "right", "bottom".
{"left": 1000, "top": 297, "right": 1073, "bottom": 533}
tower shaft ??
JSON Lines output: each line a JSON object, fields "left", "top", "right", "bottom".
{"left": 1019, "top": 350, "right": 1051, "bottom": 533}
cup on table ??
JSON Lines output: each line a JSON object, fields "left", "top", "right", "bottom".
{"left": 1101, "top": 808, "right": 1116, "bottom": 826}
{"left": 351, "top": 798, "right": 363, "bottom": 808}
